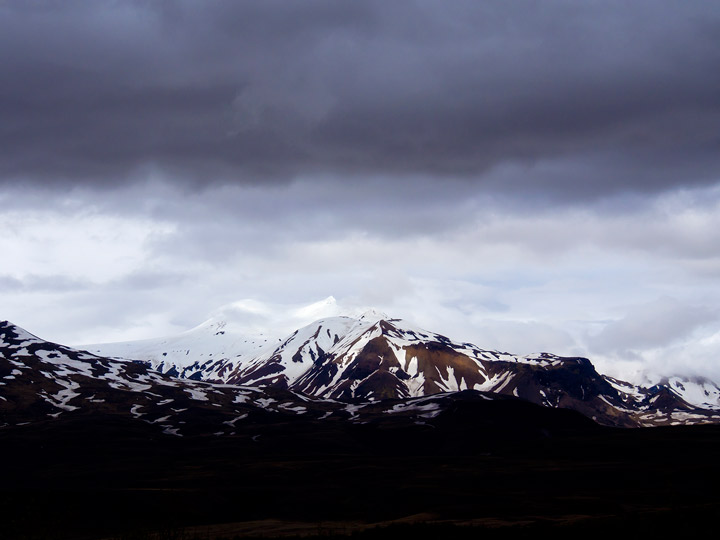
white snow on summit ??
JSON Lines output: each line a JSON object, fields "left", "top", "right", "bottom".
{"left": 80, "top": 297, "right": 388, "bottom": 381}
{"left": 81, "top": 318, "right": 276, "bottom": 370}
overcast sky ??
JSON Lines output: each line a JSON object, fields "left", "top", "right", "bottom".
{"left": 2, "top": 1, "right": 720, "bottom": 383}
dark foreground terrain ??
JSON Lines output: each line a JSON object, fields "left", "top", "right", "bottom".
{"left": 2, "top": 397, "right": 719, "bottom": 540}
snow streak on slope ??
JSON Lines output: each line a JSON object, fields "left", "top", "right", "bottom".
{"left": 223, "top": 316, "right": 359, "bottom": 388}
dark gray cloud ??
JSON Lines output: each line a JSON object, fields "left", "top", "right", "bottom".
{"left": 1, "top": 1, "right": 720, "bottom": 199}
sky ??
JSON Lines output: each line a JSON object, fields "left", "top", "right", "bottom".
{"left": 2, "top": 1, "right": 720, "bottom": 384}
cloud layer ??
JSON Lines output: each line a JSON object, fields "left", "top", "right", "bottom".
{"left": 2, "top": 1, "right": 720, "bottom": 200}
{"left": 2, "top": 2, "right": 720, "bottom": 384}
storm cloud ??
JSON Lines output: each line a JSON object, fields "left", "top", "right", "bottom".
{"left": 2, "top": 1, "right": 720, "bottom": 199}
{"left": 3, "top": 2, "right": 720, "bottom": 383}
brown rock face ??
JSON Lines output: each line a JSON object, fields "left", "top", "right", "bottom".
{"left": 402, "top": 342, "right": 487, "bottom": 394}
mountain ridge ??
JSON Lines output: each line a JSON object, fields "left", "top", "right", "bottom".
{"left": 1, "top": 318, "right": 604, "bottom": 438}
{"left": 79, "top": 312, "right": 720, "bottom": 427}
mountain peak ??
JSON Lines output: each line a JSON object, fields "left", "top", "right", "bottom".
{"left": 293, "top": 296, "right": 339, "bottom": 320}
{"left": 357, "top": 308, "right": 389, "bottom": 322}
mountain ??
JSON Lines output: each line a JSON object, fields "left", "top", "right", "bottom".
{"left": 0, "top": 319, "right": 296, "bottom": 436}
{"left": 1, "top": 319, "right": 601, "bottom": 440}
{"left": 642, "top": 374, "right": 720, "bottom": 410}
{"left": 83, "top": 311, "right": 720, "bottom": 428}
{"left": 4, "top": 319, "right": 720, "bottom": 539}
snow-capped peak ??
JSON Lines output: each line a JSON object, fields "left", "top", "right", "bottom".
{"left": 357, "top": 308, "right": 389, "bottom": 322}
{"left": 291, "top": 296, "right": 340, "bottom": 321}
{"left": 204, "top": 296, "right": 343, "bottom": 337}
